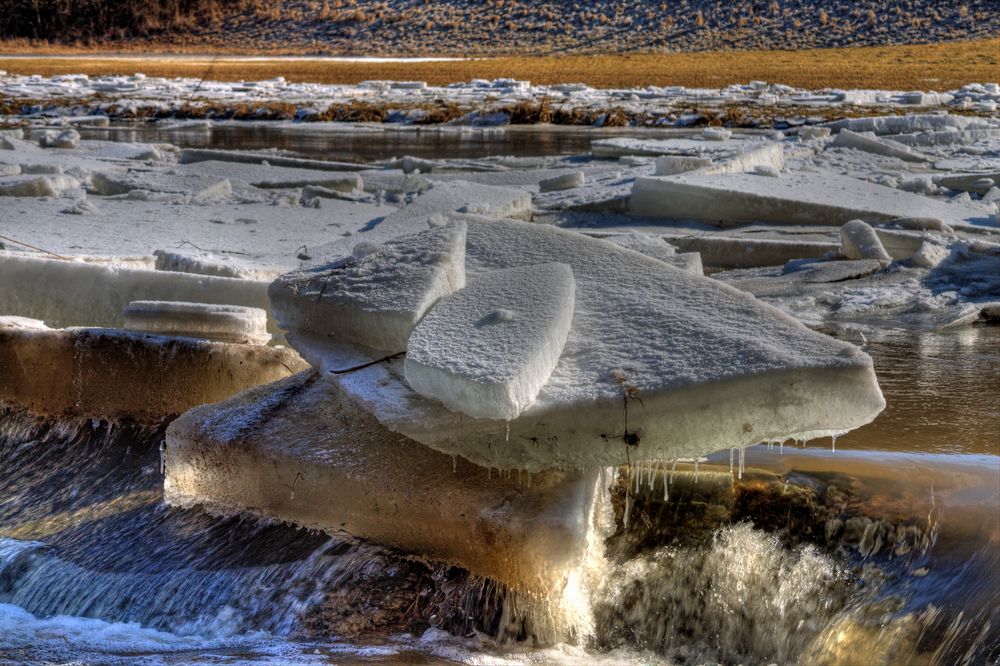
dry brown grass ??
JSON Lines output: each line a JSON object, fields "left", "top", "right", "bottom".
{"left": 0, "top": 39, "right": 996, "bottom": 90}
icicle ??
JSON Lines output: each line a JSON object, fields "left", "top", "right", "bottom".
{"left": 599, "top": 466, "right": 606, "bottom": 495}
{"left": 649, "top": 460, "right": 658, "bottom": 490}
{"left": 780, "top": 439, "right": 784, "bottom": 455}
{"left": 505, "top": 421, "right": 510, "bottom": 443}
{"left": 634, "top": 464, "right": 640, "bottom": 493}
{"left": 694, "top": 459, "right": 700, "bottom": 483}
{"left": 729, "top": 448, "right": 735, "bottom": 475}
{"left": 738, "top": 447, "right": 745, "bottom": 480}
{"left": 669, "top": 458, "right": 678, "bottom": 484}
{"left": 662, "top": 464, "right": 669, "bottom": 501}
{"left": 831, "top": 435, "right": 837, "bottom": 452}
{"left": 623, "top": 493, "right": 632, "bottom": 529}
{"left": 783, "top": 479, "right": 790, "bottom": 495}
{"left": 159, "top": 441, "right": 166, "bottom": 475}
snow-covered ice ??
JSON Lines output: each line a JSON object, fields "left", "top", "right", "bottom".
{"left": 840, "top": 220, "right": 893, "bottom": 264}
{"left": 270, "top": 220, "right": 467, "bottom": 352}
{"left": 404, "top": 262, "right": 576, "bottom": 420}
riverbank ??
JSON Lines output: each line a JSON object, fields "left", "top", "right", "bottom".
{"left": 1, "top": 39, "right": 997, "bottom": 90}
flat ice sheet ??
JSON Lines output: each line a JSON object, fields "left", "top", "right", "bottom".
{"left": 631, "top": 171, "right": 995, "bottom": 230}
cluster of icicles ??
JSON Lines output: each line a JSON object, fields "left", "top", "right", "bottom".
{"left": 443, "top": 433, "right": 844, "bottom": 530}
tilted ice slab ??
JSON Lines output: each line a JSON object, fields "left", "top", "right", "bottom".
{"left": 631, "top": 171, "right": 995, "bottom": 230}
{"left": 601, "top": 232, "right": 704, "bottom": 275}
{"left": 269, "top": 220, "right": 467, "bottom": 352}
{"left": 90, "top": 171, "right": 232, "bottom": 200}
{"left": 405, "top": 263, "right": 575, "bottom": 420}
{"left": 178, "top": 148, "right": 366, "bottom": 172}
{"left": 591, "top": 135, "right": 763, "bottom": 159}
{"left": 123, "top": 300, "right": 271, "bottom": 345}
{"left": 831, "top": 129, "right": 930, "bottom": 163}
{"left": 282, "top": 216, "right": 885, "bottom": 472}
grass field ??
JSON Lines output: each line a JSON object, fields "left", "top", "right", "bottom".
{"left": 0, "top": 39, "right": 996, "bottom": 90}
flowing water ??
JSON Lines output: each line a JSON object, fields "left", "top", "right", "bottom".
{"left": 1, "top": 127, "right": 998, "bottom": 664}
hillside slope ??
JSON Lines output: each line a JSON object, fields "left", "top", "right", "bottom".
{"left": 3, "top": 0, "right": 999, "bottom": 55}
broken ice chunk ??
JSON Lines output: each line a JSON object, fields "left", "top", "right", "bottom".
{"left": 702, "top": 127, "right": 733, "bottom": 141}
{"left": 840, "top": 220, "right": 893, "bottom": 264}
{"left": 0, "top": 175, "right": 79, "bottom": 197}
{"left": 269, "top": 219, "right": 467, "bottom": 352}
{"left": 124, "top": 300, "right": 271, "bottom": 345}
{"left": 404, "top": 262, "right": 575, "bottom": 420}
{"left": 38, "top": 128, "right": 80, "bottom": 149}
{"left": 909, "top": 240, "right": 951, "bottom": 268}
{"left": 539, "top": 172, "right": 585, "bottom": 192}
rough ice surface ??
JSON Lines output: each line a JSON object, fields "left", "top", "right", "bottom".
{"left": 718, "top": 240, "right": 1000, "bottom": 332}
{"left": 405, "top": 262, "right": 575, "bottom": 420}
{"left": 123, "top": 300, "right": 271, "bottom": 345}
{"left": 840, "top": 220, "right": 893, "bottom": 264}
{"left": 269, "top": 220, "right": 467, "bottom": 351}
{"left": 630, "top": 171, "right": 993, "bottom": 229}
{"left": 283, "top": 216, "right": 885, "bottom": 471}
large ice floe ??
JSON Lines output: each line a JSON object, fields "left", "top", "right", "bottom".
{"left": 270, "top": 215, "right": 886, "bottom": 472}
